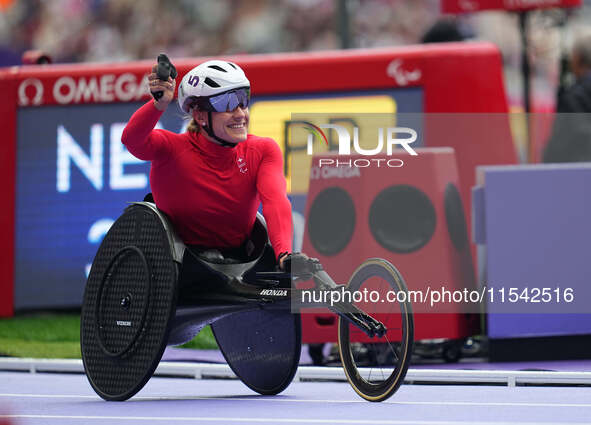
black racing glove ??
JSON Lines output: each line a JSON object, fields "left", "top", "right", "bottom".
{"left": 152, "top": 53, "right": 178, "bottom": 101}
{"left": 278, "top": 251, "right": 291, "bottom": 272}
{"left": 279, "top": 252, "right": 322, "bottom": 281}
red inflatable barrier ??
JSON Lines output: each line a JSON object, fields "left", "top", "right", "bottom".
{"left": 302, "top": 149, "right": 479, "bottom": 342}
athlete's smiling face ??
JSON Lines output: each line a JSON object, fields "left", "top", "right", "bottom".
{"left": 194, "top": 106, "right": 249, "bottom": 145}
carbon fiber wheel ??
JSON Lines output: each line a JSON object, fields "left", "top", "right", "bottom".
{"left": 338, "top": 259, "right": 414, "bottom": 402}
{"left": 81, "top": 205, "right": 178, "bottom": 401}
{"left": 212, "top": 308, "right": 301, "bottom": 395}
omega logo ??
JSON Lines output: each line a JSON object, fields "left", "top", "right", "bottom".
{"left": 18, "top": 78, "right": 44, "bottom": 106}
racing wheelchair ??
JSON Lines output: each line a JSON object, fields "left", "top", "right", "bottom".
{"left": 81, "top": 200, "right": 414, "bottom": 402}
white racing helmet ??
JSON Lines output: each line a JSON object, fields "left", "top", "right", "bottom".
{"left": 178, "top": 60, "right": 250, "bottom": 113}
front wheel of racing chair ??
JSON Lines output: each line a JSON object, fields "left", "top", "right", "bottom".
{"left": 337, "top": 259, "right": 414, "bottom": 402}
{"left": 80, "top": 197, "right": 301, "bottom": 401}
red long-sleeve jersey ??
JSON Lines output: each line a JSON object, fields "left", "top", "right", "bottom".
{"left": 121, "top": 101, "right": 292, "bottom": 259}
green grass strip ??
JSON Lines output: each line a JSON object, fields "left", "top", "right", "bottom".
{"left": 0, "top": 313, "right": 217, "bottom": 358}
{"left": 0, "top": 339, "right": 82, "bottom": 359}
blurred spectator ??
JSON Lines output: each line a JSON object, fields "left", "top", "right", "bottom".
{"left": 0, "top": 0, "right": 15, "bottom": 10}
{"left": 555, "top": 32, "right": 591, "bottom": 112}
{"left": 0, "top": 0, "right": 442, "bottom": 64}
{"left": 0, "top": 46, "right": 20, "bottom": 66}
{"left": 21, "top": 49, "right": 52, "bottom": 64}
{"left": 1, "top": 0, "right": 591, "bottom": 126}
{"left": 543, "top": 33, "right": 591, "bottom": 162}
{"left": 421, "top": 18, "right": 467, "bottom": 43}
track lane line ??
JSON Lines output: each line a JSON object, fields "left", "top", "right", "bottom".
{"left": 1, "top": 393, "right": 591, "bottom": 408}
{"left": 0, "top": 415, "right": 589, "bottom": 425}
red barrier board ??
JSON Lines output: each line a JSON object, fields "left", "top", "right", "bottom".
{"left": 442, "top": 0, "right": 581, "bottom": 13}
{"left": 0, "top": 70, "right": 17, "bottom": 317}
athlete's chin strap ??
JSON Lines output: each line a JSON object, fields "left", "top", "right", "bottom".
{"left": 202, "top": 111, "right": 237, "bottom": 148}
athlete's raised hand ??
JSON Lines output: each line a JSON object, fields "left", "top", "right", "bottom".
{"left": 149, "top": 54, "right": 177, "bottom": 111}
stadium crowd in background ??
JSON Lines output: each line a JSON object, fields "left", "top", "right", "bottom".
{"left": 2, "top": 0, "right": 591, "bottom": 110}
{"left": 543, "top": 32, "right": 591, "bottom": 162}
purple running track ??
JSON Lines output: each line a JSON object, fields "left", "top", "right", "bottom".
{"left": 1, "top": 371, "right": 591, "bottom": 425}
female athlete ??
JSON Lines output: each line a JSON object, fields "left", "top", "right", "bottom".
{"left": 121, "top": 60, "right": 292, "bottom": 270}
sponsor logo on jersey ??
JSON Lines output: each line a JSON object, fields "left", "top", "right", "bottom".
{"left": 237, "top": 157, "right": 248, "bottom": 174}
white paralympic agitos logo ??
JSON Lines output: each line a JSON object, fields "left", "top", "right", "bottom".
{"left": 18, "top": 78, "right": 44, "bottom": 106}
{"left": 386, "top": 59, "right": 421, "bottom": 86}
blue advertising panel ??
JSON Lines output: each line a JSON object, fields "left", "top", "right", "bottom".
{"left": 15, "top": 102, "right": 184, "bottom": 309}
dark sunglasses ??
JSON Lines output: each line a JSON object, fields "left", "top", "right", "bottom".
{"left": 195, "top": 87, "right": 250, "bottom": 113}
